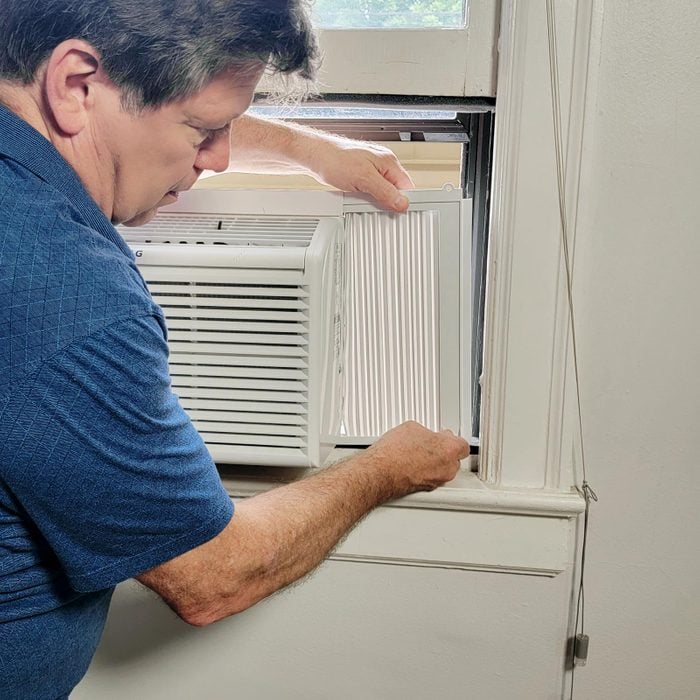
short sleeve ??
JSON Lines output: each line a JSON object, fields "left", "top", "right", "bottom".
{"left": 0, "top": 314, "right": 234, "bottom": 592}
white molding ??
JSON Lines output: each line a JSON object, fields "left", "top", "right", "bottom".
{"left": 327, "top": 554, "right": 564, "bottom": 577}
{"left": 220, "top": 468, "right": 584, "bottom": 519}
{"left": 329, "top": 507, "right": 573, "bottom": 576}
{"left": 480, "top": 0, "right": 599, "bottom": 490}
{"left": 479, "top": 0, "right": 525, "bottom": 486}
{"left": 395, "top": 482, "right": 583, "bottom": 517}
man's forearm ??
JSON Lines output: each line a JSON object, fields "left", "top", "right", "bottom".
{"left": 138, "top": 449, "right": 393, "bottom": 626}
{"left": 213, "top": 450, "right": 395, "bottom": 615}
{"left": 138, "top": 422, "right": 468, "bottom": 626}
{"left": 226, "top": 113, "right": 321, "bottom": 174}
{"left": 222, "top": 112, "right": 413, "bottom": 212}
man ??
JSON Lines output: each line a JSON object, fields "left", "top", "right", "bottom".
{"left": 0, "top": 2, "right": 469, "bottom": 698}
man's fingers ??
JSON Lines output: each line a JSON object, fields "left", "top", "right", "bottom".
{"left": 381, "top": 159, "right": 415, "bottom": 191}
{"left": 456, "top": 438, "right": 471, "bottom": 460}
{"left": 360, "top": 169, "right": 408, "bottom": 212}
{"left": 375, "top": 154, "right": 414, "bottom": 210}
{"left": 440, "top": 430, "right": 471, "bottom": 460}
{"left": 308, "top": 136, "right": 415, "bottom": 212}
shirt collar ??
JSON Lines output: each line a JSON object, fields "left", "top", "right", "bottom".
{"left": 0, "top": 103, "right": 133, "bottom": 257}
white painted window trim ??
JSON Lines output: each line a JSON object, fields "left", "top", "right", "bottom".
{"left": 258, "top": 1, "right": 499, "bottom": 97}
{"left": 480, "top": 0, "right": 602, "bottom": 493}
{"left": 225, "top": 0, "right": 606, "bottom": 576}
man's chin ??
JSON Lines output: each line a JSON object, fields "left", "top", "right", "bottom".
{"left": 120, "top": 207, "right": 160, "bottom": 228}
{"left": 118, "top": 191, "right": 185, "bottom": 227}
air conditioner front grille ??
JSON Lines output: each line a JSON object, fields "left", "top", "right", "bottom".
{"left": 147, "top": 278, "right": 311, "bottom": 460}
{"left": 125, "top": 213, "right": 319, "bottom": 247}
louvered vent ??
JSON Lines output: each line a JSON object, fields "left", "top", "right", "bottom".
{"left": 339, "top": 210, "right": 441, "bottom": 439}
{"left": 126, "top": 212, "right": 318, "bottom": 246}
{"left": 150, "top": 278, "right": 310, "bottom": 459}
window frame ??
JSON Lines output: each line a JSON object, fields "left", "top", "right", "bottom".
{"left": 224, "top": 0, "right": 604, "bottom": 576}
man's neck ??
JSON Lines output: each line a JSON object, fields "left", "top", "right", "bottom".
{"left": 0, "top": 80, "right": 114, "bottom": 218}
{"left": 0, "top": 82, "right": 52, "bottom": 139}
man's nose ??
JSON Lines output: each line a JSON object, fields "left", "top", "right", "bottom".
{"left": 195, "top": 135, "right": 231, "bottom": 173}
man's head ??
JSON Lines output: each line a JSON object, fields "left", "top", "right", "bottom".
{"left": 0, "top": 0, "right": 318, "bottom": 224}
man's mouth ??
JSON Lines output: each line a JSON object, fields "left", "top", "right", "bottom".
{"left": 166, "top": 190, "right": 179, "bottom": 200}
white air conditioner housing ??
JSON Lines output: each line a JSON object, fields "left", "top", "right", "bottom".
{"left": 122, "top": 188, "right": 470, "bottom": 468}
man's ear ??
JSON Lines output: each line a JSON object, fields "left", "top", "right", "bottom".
{"left": 43, "top": 39, "right": 101, "bottom": 136}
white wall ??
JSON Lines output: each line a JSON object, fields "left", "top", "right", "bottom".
{"left": 571, "top": 2, "right": 700, "bottom": 697}
{"left": 75, "top": 2, "right": 700, "bottom": 698}
{"left": 76, "top": 563, "right": 572, "bottom": 700}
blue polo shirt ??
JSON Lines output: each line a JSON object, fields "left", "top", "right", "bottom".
{"left": 0, "top": 105, "right": 234, "bottom": 699}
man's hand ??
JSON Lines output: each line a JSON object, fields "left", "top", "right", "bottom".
{"left": 225, "top": 114, "right": 415, "bottom": 212}
{"left": 302, "top": 134, "right": 414, "bottom": 212}
{"left": 363, "top": 421, "right": 469, "bottom": 497}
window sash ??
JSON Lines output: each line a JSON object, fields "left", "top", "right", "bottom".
{"left": 258, "top": 1, "right": 499, "bottom": 97}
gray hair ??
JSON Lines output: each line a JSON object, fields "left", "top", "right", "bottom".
{"left": 0, "top": 0, "right": 319, "bottom": 108}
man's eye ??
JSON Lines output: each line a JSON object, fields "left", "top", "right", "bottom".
{"left": 196, "top": 126, "right": 228, "bottom": 146}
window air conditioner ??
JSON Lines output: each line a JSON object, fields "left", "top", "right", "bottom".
{"left": 122, "top": 188, "right": 471, "bottom": 468}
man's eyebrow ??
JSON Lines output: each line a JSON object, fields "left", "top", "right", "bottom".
{"left": 187, "top": 114, "right": 242, "bottom": 130}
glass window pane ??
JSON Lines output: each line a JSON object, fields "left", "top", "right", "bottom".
{"left": 313, "top": 0, "right": 467, "bottom": 29}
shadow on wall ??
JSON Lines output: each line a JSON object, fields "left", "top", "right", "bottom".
{"left": 93, "top": 582, "right": 194, "bottom": 666}
{"left": 91, "top": 578, "right": 287, "bottom": 669}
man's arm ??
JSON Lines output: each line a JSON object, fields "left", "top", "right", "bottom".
{"left": 221, "top": 113, "right": 414, "bottom": 212}
{"left": 137, "top": 421, "right": 468, "bottom": 626}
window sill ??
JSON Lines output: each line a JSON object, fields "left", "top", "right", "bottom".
{"left": 219, "top": 454, "right": 583, "bottom": 517}
{"left": 218, "top": 450, "right": 584, "bottom": 577}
